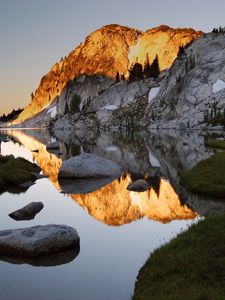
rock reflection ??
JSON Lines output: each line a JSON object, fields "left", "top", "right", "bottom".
{"left": 0, "top": 247, "right": 80, "bottom": 267}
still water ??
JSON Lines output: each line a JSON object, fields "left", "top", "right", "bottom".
{"left": 0, "top": 129, "right": 221, "bottom": 300}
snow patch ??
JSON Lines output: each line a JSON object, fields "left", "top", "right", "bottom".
{"left": 106, "top": 146, "right": 119, "bottom": 152}
{"left": 101, "top": 105, "right": 118, "bottom": 111}
{"left": 47, "top": 106, "right": 57, "bottom": 118}
{"left": 148, "top": 87, "right": 160, "bottom": 103}
{"left": 149, "top": 152, "right": 160, "bottom": 167}
{"left": 50, "top": 107, "right": 57, "bottom": 118}
{"left": 213, "top": 79, "right": 225, "bottom": 93}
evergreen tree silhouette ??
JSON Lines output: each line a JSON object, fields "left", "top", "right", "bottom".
{"left": 150, "top": 55, "right": 160, "bottom": 78}
{"left": 144, "top": 54, "right": 151, "bottom": 78}
{"left": 129, "top": 62, "right": 144, "bottom": 81}
{"left": 116, "top": 71, "right": 120, "bottom": 82}
{"left": 177, "top": 45, "right": 185, "bottom": 58}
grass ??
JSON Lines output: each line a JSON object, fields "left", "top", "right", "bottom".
{"left": 205, "top": 139, "right": 225, "bottom": 149}
{"left": 0, "top": 155, "right": 40, "bottom": 191}
{"left": 133, "top": 214, "right": 225, "bottom": 300}
{"left": 180, "top": 151, "right": 225, "bottom": 199}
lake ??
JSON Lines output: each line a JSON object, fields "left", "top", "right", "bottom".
{"left": 0, "top": 128, "right": 223, "bottom": 300}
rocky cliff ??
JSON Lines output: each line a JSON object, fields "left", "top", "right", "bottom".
{"left": 146, "top": 32, "right": 225, "bottom": 129}
{"left": 14, "top": 24, "right": 202, "bottom": 124}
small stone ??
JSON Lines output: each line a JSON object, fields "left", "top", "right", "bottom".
{"left": 127, "top": 179, "right": 150, "bottom": 192}
{"left": 9, "top": 202, "right": 44, "bottom": 221}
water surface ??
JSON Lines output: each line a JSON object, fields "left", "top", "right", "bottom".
{"left": 0, "top": 129, "right": 222, "bottom": 300}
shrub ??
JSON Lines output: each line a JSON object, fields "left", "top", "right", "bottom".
{"left": 69, "top": 94, "right": 81, "bottom": 113}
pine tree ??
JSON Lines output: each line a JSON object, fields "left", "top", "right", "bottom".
{"left": 129, "top": 63, "right": 144, "bottom": 81}
{"left": 177, "top": 45, "right": 185, "bottom": 58}
{"left": 116, "top": 71, "right": 120, "bottom": 82}
{"left": 144, "top": 54, "right": 151, "bottom": 78}
{"left": 150, "top": 55, "right": 160, "bottom": 78}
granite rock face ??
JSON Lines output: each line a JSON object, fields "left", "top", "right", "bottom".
{"left": 53, "top": 77, "right": 160, "bottom": 130}
{"left": 146, "top": 33, "right": 225, "bottom": 129}
{"left": 0, "top": 225, "right": 80, "bottom": 257}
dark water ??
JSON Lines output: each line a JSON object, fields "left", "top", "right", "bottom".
{"left": 0, "top": 129, "right": 223, "bottom": 300}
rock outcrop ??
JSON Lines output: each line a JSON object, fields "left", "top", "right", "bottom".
{"left": 0, "top": 225, "right": 80, "bottom": 257}
{"left": 13, "top": 24, "right": 202, "bottom": 125}
{"left": 146, "top": 33, "right": 225, "bottom": 129}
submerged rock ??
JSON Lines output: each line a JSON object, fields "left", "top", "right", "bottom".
{"left": 59, "top": 176, "right": 118, "bottom": 194}
{"left": 9, "top": 202, "right": 44, "bottom": 221}
{"left": 58, "top": 153, "right": 122, "bottom": 179}
{"left": 46, "top": 142, "right": 60, "bottom": 154}
{"left": 46, "top": 142, "right": 60, "bottom": 150}
{"left": 0, "top": 225, "right": 80, "bottom": 257}
{"left": 127, "top": 179, "right": 150, "bottom": 192}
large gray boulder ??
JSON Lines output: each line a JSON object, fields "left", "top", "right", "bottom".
{"left": 0, "top": 225, "right": 80, "bottom": 257}
{"left": 58, "top": 153, "right": 123, "bottom": 179}
{"left": 9, "top": 202, "right": 44, "bottom": 221}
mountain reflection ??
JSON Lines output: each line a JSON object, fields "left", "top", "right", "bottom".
{"left": 4, "top": 129, "right": 198, "bottom": 226}
{"left": 69, "top": 175, "right": 197, "bottom": 225}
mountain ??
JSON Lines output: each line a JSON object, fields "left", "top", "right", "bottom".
{"left": 14, "top": 24, "right": 202, "bottom": 124}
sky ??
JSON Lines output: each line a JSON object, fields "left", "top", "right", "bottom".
{"left": 0, "top": 0, "right": 225, "bottom": 115}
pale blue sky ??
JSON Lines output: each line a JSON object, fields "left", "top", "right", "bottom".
{"left": 0, "top": 0, "right": 225, "bottom": 114}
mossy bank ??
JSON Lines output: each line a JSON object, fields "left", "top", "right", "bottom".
{"left": 180, "top": 150, "right": 225, "bottom": 199}
{"left": 0, "top": 155, "right": 41, "bottom": 193}
{"left": 133, "top": 214, "right": 225, "bottom": 300}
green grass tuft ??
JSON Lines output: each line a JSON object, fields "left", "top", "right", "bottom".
{"left": 180, "top": 151, "right": 225, "bottom": 199}
{"left": 133, "top": 214, "right": 225, "bottom": 300}
{"left": 205, "top": 139, "right": 225, "bottom": 149}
